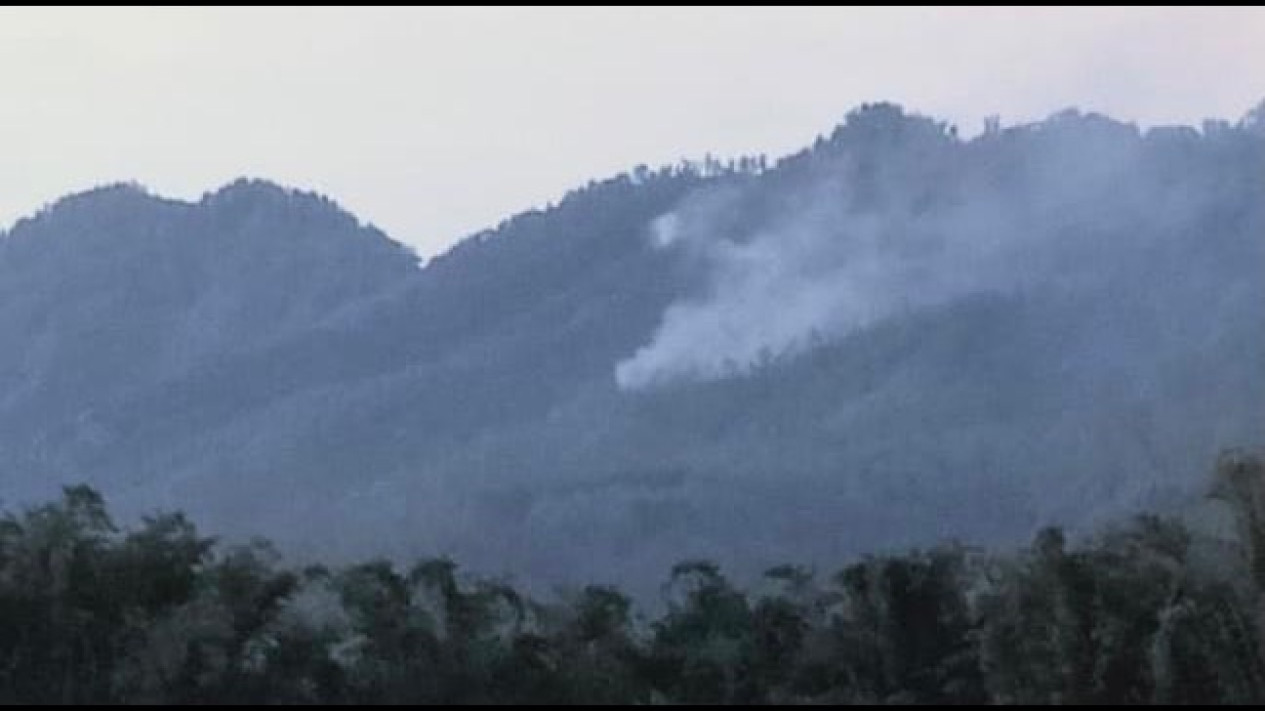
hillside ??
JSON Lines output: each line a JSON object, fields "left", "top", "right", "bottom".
{"left": 1, "top": 104, "right": 1261, "bottom": 592}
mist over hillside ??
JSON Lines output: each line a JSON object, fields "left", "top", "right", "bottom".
{"left": 1, "top": 103, "right": 1262, "bottom": 594}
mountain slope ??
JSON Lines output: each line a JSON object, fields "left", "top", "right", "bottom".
{"left": 0, "top": 179, "right": 418, "bottom": 500}
{"left": 1, "top": 105, "right": 1261, "bottom": 593}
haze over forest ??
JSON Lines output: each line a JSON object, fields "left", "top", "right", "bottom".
{"left": 2, "top": 8, "right": 1264, "bottom": 703}
{"left": 0, "top": 102, "right": 1261, "bottom": 596}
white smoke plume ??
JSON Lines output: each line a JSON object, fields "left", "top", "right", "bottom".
{"left": 616, "top": 111, "right": 1152, "bottom": 390}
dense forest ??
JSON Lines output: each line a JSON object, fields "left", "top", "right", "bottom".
{"left": 2, "top": 451, "right": 1263, "bottom": 704}
{"left": 0, "top": 103, "right": 1261, "bottom": 594}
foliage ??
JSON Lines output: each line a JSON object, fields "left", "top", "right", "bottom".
{"left": 1, "top": 453, "right": 1264, "bottom": 703}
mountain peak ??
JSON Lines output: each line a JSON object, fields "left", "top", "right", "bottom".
{"left": 4, "top": 178, "right": 380, "bottom": 246}
{"left": 204, "top": 177, "right": 304, "bottom": 204}
{"left": 198, "top": 177, "right": 374, "bottom": 234}
{"left": 41, "top": 180, "right": 159, "bottom": 214}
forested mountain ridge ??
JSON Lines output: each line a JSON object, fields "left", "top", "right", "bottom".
{"left": 0, "top": 103, "right": 1261, "bottom": 593}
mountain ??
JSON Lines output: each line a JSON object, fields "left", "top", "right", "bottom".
{"left": 1, "top": 104, "right": 1262, "bottom": 593}
{"left": 0, "top": 180, "right": 417, "bottom": 496}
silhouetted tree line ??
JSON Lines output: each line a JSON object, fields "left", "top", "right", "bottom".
{"left": 2, "top": 452, "right": 1263, "bottom": 703}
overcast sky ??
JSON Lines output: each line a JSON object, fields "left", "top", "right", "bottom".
{"left": 1, "top": 7, "right": 1262, "bottom": 255}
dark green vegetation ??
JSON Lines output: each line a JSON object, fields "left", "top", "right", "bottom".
{"left": 0, "top": 104, "right": 1262, "bottom": 593}
{"left": 2, "top": 452, "right": 1263, "bottom": 704}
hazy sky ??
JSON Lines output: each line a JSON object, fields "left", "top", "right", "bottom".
{"left": 2, "top": 7, "right": 1262, "bottom": 255}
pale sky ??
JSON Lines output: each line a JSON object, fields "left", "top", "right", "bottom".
{"left": 1, "top": 7, "right": 1262, "bottom": 255}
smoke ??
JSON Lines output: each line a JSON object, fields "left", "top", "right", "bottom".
{"left": 614, "top": 108, "right": 1173, "bottom": 390}
{"left": 617, "top": 199, "right": 911, "bottom": 389}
